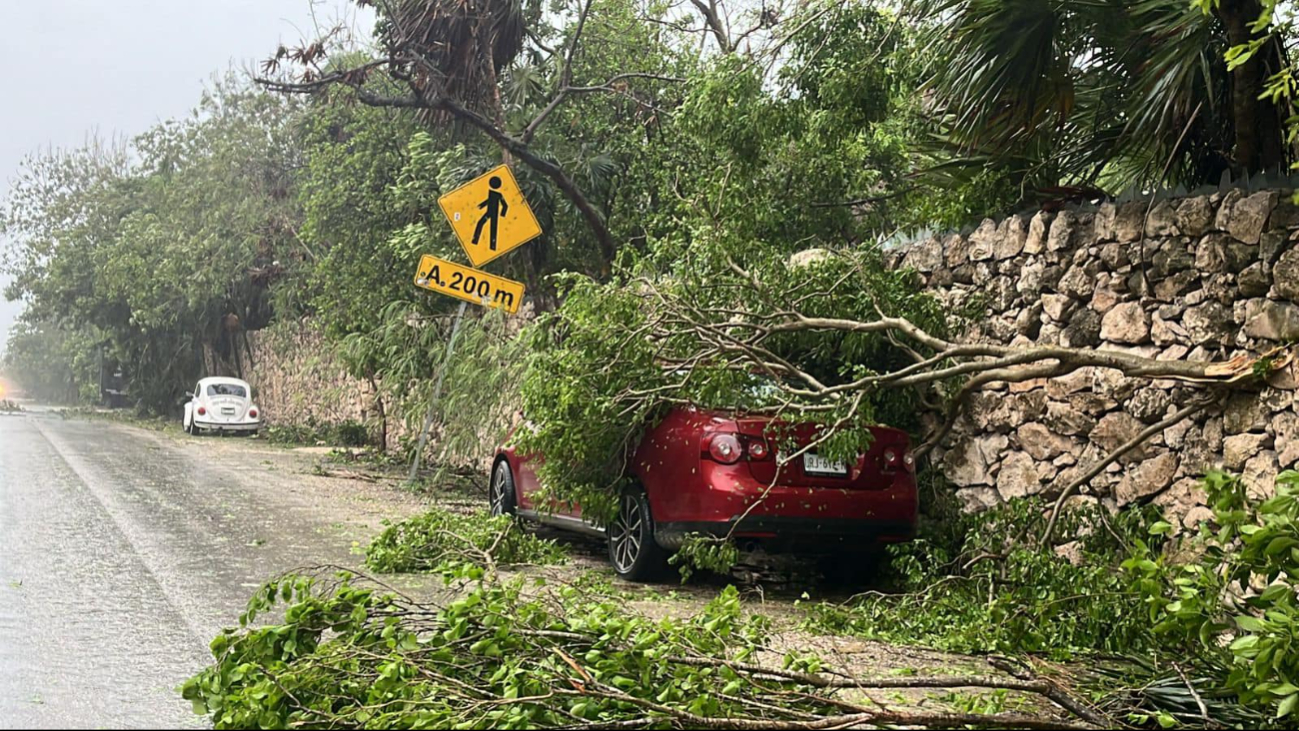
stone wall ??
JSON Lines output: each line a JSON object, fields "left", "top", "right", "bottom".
{"left": 891, "top": 189, "right": 1299, "bottom": 530}
{"left": 241, "top": 309, "right": 532, "bottom": 458}
{"left": 243, "top": 320, "right": 383, "bottom": 439}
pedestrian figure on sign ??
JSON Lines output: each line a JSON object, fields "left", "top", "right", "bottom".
{"left": 472, "top": 176, "right": 509, "bottom": 251}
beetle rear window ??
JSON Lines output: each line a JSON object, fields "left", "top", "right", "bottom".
{"left": 206, "top": 384, "right": 248, "bottom": 398}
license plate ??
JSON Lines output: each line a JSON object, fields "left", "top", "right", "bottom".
{"left": 221, "top": 407, "right": 236, "bottom": 415}
{"left": 803, "top": 452, "right": 848, "bottom": 476}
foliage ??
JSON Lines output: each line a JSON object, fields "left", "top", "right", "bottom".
{"left": 338, "top": 300, "right": 526, "bottom": 465}
{"left": 915, "top": 0, "right": 1285, "bottom": 200}
{"left": 670, "top": 534, "right": 743, "bottom": 582}
{"left": 2, "top": 76, "right": 304, "bottom": 413}
{"left": 364, "top": 507, "right": 567, "bottom": 573}
{"left": 263, "top": 420, "right": 374, "bottom": 448}
{"left": 516, "top": 246, "right": 950, "bottom": 523}
{"left": 1126, "top": 470, "right": 1299, "bottom": 720}
{"left": 1204, "top": 0, "right": 1299, "bottom": 187}
{"left": 491, "top": 6, "right": 965, "bottom": 524}
{"left": 802, "top": 497, "right": 1164, "bottom": 659}
{"left": 184, "top": 566, "right": 1100, "bottom": 729}
{"left": 292, "top": 76, "right": 425, "bottom": 336}
{"left": 0, "top": 318, "right": 98, "bottom": 403}
{"left": 797, "top": 471, "right": 1299, "bottom": 723}
{"left": 513, "top": 275, "right": 658, "bottom": 524}
{"left": 182, "top": 570, "right": 796, "bottom": 729}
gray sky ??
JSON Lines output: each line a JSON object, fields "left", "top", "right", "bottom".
{"left": 0, "top": 0, "right": 371, "bottom": 355}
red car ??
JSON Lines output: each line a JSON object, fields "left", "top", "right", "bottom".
{"left": 490, "top": 406, "right": 918, "bottom": 582}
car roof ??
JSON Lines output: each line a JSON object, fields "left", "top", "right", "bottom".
{"left": 198, "top": 377, "right": 251, "bottom": 388}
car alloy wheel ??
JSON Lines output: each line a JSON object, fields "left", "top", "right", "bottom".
{"left": 610, "top": 493, "right": 646, "bottom": 574}
{"left": 489, "top": 459, "right": 516, "bottom": 517}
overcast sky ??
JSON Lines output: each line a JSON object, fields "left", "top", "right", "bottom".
{"left": 0, "top": 0, "right": 371, "bottom": 355}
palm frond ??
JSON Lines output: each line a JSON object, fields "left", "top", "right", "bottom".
{"left": 913, "top": 0, "right": 1237, "bottom": 192}
{"left": 378, "top": 0, "right": 528, "bottom": 117}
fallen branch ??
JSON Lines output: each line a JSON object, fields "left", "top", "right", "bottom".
{"left": 665, "top": 655, "right": 1112, "bottom": 728}
{"left": 557, "top": 685, "right": 1099, "bottom": 730}
{"left": 191, "top": 566, "right": 1113, "bottom": 730}
{"left": 637, "top": 271, "right": 1286, "bottom": 466}
{"left": 1040, "top": 394, "right": 1220, "bottom": 545}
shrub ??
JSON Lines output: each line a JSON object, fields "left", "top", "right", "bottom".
{"left": 264, "top": 419, "right": 374, "bottom": 447}
{"left": 1126, "top": 470, "right": 1299, "bottom": 720}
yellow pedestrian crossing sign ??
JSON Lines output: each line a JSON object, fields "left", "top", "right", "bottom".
{"left": 438, "top": 164, "right": 542, "bottom": 268}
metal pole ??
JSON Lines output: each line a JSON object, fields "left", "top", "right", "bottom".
{"left": 408, "top": 300, "right": 469, "bottom": 483}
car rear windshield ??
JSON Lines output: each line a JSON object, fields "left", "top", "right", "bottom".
{"left": 206, "top": 384, "right": 247, "bottom": 398}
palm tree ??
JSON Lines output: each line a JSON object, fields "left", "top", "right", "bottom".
{"left": 375, "top": 0, "right": 528, "bottom": 125}
{"left": 915, "top": 0, "right": 1289, "bottom": 200}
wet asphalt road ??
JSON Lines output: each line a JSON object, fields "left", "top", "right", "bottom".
{"left": 0, "top": 409, "right": 381, "bottom": 728}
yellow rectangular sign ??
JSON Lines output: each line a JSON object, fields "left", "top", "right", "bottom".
{"left": 438, "top": 164, "right": 543, "bottom": 268}
{"left": 413, "top": 255, "right": 525, "bottom": 314}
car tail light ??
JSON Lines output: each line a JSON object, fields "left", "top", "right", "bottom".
{"left": 249, "top": 407, "right": 258, "bottom": 418}
{"left": 703, "top": 433, "right": 771, "bottom": 463}
{"left": 881, "top": 448, "right": 915, "bottom": 472}
{"left": 706, "top": 434, "right": 743, "bottom": 464}
{"left": 196, "top": 406, "right": 206, "bottom": 416}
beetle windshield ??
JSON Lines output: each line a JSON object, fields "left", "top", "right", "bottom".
{"left": 206, "top": 383, "right": 248, "bottom": 398}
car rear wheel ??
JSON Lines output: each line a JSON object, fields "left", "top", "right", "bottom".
{"left": 608, "top": 488, "right": 670, "bottom": 582}
{"left": 489, "top": 459, "right": 517, "bottom": 518}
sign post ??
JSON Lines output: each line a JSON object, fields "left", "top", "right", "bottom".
{"left": 406, "top": 164, "right": 541, "bottom": 482}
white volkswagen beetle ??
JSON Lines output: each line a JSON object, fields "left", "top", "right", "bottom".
{"left": 183, "top": 377, "right": 261, "bottom": 436}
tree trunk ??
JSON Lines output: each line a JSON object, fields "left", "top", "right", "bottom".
{"left": 1217, "top": 0, "right": 1287, "bottom": 173}
{"left": 367, "top": 374, "right": 387, "bottom": 453}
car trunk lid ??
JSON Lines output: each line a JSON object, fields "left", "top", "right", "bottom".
{"left": 204, "top": 396, "right": 248, "bottom": 422}
{"left": 734, "top": 418, "right": 911, "bottom": 489}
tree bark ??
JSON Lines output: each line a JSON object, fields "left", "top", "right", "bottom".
{"left": 1217, "top": 0, "right": 1288, "bottom": 173}
{"left": 367, "top": 374, "right": 387, "bottom": 453}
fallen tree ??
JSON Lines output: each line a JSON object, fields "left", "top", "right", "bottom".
{"left": 514, "top": 246, "right": 1292, "bottom": 528}
{"left": 183, "top": 564, "right": 1112, "bottom": 729}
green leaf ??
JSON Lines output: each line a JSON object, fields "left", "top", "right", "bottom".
{"left": 1259, "top": 584, "right": 1290, "bottom": 603}
{"left": 1236, "top": 615, "right": 1266, "bottom": 633}
{"left": 1230, "top": 634, "right": 1260, "bottom": 652}
{"left": 1149, "top": 521, "right": 1173, "bottom": 536}
{"left": 1279, "top": 692, "right": 1298, "bottom": 718}
{"left": 1266, "top": 537, "right": 1299, "bottom": 557}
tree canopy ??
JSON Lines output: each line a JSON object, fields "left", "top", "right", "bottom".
{"left": 2, "top": 0, "right": 1294, "bottom": 446}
